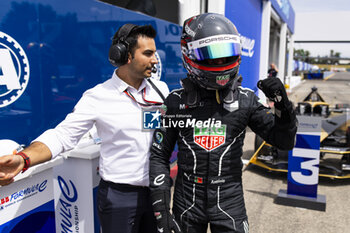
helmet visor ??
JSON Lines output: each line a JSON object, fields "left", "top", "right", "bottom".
{"left": 187, "top": 34, "right": 241, "bottom": 61}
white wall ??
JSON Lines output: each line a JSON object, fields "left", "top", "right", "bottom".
{"left": 258, "top": 0, "right": 272, "bottom": 102}
{"left": 178, "top": 0, "right": 226, "bottom": 26}
{"left": 208, "top": 0, "right": 225, "bottom": 14}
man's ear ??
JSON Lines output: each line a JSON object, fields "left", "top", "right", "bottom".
{"left": 127, "top": 52, "right": 133, "bottom": 64}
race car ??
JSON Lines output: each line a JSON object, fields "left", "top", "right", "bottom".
{"left": 248, "top": 87, "right": 350, "bottom": 179}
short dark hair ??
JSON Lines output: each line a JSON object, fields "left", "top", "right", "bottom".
{"left": 125, "top": 25, "right": 156, "bottom": 56}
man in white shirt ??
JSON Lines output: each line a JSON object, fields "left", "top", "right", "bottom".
{"left": 0, "top": 24, "right": 169, "bottom": 233}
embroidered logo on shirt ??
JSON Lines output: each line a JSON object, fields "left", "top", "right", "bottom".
{"left": 155, "top": 131, "right": 163, "bottom": 143}
{"left": 154, "top": 174, "right": 165, "bottom": 186}
{"left": 216, "top": 74, "right": 230, "bottom": 86}
{"left": 194, "top": 176, "right": 203, "bottom": 184}
{"left": 194, "top": 124, "right": 227, "bottom": 151}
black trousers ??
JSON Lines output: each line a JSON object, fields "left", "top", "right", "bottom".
{"left": 97, "top": 179, "right": 157, "bottom": 233}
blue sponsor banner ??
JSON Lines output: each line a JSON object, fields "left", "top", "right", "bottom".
{"left": 295, "top": 134, "right": 320, "bottom": 150}
{"left": 225, "top": 0, "right": 262, "bottom": 93}
{"left": 0, "top": 200, "right": 55, "bottom": 233}
{"left": 287, "top": 116, "right": 321, "bottom": 198}
{"left": 0, "top": 0, "right": 185, "bottom": 146}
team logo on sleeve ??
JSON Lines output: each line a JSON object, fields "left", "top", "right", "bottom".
{"left": 0, "top": 31, "right": 30, "bottom": 108}
{"left": 194, "top": 124, "right": 227, "bottom": 151}
{"left": 155, "top": 131, "right": 163, "bottom": 143}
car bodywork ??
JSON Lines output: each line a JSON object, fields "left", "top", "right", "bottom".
{"left": 248, "top": 87, "right": 350, "bottom": 179}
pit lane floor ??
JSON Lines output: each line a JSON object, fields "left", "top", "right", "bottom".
{"left": 240, "top": 72, "right": 350, "bottom": 233}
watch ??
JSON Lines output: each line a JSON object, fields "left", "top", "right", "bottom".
{"left": 16, "top": 152, "right": 30, "bottom": 173}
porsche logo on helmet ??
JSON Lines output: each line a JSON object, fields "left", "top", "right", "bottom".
{"left": 194, "top": 124, "right": 226, "bottom": 151}
{"left": 216, "top": 75, "right": 230, "bottom": 86}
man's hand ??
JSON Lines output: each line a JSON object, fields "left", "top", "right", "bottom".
{"left": 151, "top": 190, "right": 182, "bottom": 233}
{"left": 0, "top": 154, "right": 24, "bottom": 186}
{"left": 257, "top": 77, "right": 289, "bottom": 109}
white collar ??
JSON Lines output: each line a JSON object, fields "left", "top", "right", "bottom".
{"left": 112, "top": 69, "right": 149, "bottom": 93}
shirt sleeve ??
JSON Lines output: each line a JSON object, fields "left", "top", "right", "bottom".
{"left": 33, "top": 89, "right": 98, "bottom": 158}
{"left": 149, "top": 95, "right": 178, "bottom": 192}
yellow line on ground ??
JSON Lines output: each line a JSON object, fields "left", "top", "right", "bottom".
{"left": 323, "top": 73, "right": 335, "bottom": 81}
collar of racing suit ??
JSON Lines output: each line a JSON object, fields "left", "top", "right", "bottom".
{"left": 181, "top": 76, "right": 239, "bottom": 107}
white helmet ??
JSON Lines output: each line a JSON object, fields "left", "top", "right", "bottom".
{"left": 0, "top": 139, "right": 22, "bottom": 156}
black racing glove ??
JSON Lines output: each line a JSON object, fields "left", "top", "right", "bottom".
{"left": 151, "top": 190, "right": 182, "bottom": 233}
{"left": 257, "top": 77, "right": 289, "bottom": 110}
{"left": 258, "top": 77, "right": 296, "bottom": 125}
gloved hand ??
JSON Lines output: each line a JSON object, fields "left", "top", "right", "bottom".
{"left": 151, "top": 190, "right": 182, "bottom": 233}
{"left": 257, "top": 77, "right": 289, "bottom": 109}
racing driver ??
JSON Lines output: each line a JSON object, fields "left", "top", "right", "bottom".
{"left": 149, "top": 13, "right": 297, "bottom": 233}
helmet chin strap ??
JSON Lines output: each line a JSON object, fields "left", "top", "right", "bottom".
{"left": 181, "top": 76, "right": 200, "bottom": 107}
{"left": 216, "top": 90, "right": 221, "bottom": 104}
{"left": 217, "top": 75, "right": 240, "bottom": 104}
{"left": 182, "top": 73, "right": 240, "bottom": 107}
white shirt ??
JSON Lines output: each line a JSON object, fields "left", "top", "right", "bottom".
{"left": 34, "top": 70, "right": 169, "bottom": 186}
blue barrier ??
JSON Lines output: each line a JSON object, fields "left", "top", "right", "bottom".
{"left": 304, "top": 73, "right": 324, "bottom": 79}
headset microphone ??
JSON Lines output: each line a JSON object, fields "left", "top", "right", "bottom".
{"left": 151, "top": 65, "right": 157, "bottom": 73}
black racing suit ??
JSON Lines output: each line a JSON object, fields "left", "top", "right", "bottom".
{"left": 149, "top": 82, "right": 297, "bottom": 233}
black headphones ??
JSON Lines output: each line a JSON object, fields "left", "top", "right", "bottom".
{"left": 109, "top": 24, "right": 138, "bottom": 67}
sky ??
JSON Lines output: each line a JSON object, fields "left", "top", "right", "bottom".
{"left": 289, "top": 0, "right": 350, "bottom": 57}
